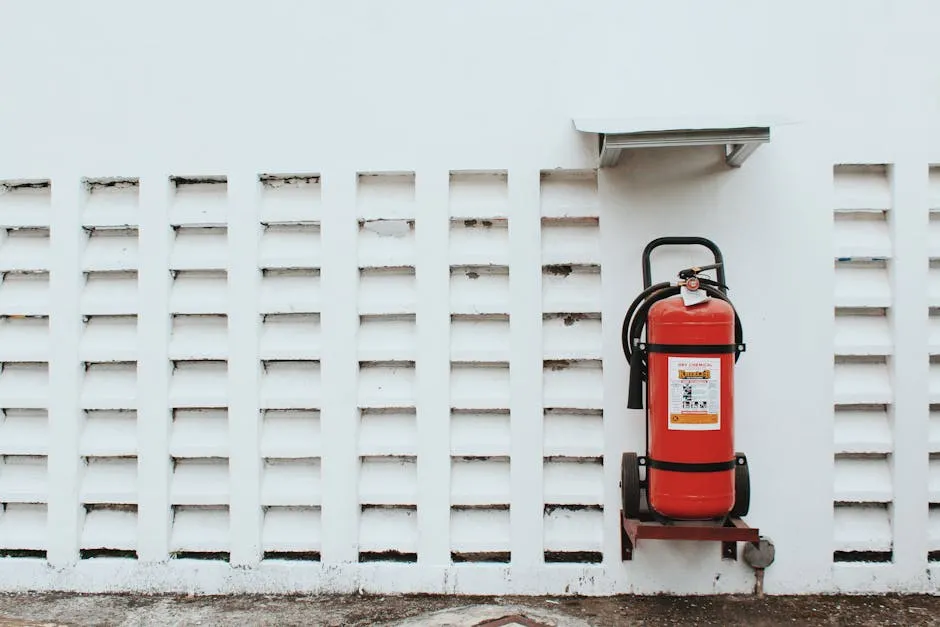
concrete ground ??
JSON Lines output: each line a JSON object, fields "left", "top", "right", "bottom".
{"left": 0, "top": 593, "right": 938, "bottom": 626}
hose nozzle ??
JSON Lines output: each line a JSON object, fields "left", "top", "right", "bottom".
{"left": 626, "top": 341, "right": 645, "bottom": 410}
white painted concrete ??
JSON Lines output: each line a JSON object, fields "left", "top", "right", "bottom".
{"left": 0, "top": 0, "right": 939, "bottom": 595}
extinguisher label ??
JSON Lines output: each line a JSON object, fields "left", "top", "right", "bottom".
{"left": 667, "top": 357, "right": 721, "bottom": 430}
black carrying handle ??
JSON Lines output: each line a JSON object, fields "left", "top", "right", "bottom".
{"left": 641, "top": 236, "right": 727, "bottom": 293}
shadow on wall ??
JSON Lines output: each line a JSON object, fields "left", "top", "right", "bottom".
{"left": 602, "top": 144, "right": 739, "bottom": 282}
{"left": 612, "top": 144, "right": 733, "bottom": 190}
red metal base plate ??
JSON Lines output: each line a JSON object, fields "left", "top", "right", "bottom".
{"left": 620, "top": 511, "right": 759, "bottom": 561}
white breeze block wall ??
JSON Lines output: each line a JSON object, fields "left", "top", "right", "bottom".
{"left": 0, "top": 0, "right": 938, "bottom": 596}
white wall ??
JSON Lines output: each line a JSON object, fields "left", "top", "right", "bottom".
{"left": 0, "top": 0, "right": 938, "bottom": 595}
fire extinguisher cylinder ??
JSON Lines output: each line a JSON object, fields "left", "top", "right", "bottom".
{"left": 646, "top": 295, "right": 737, "bottom": 519}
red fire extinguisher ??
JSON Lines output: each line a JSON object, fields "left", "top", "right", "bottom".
{"left": 621, "top": 237, "right": 750, "bottom": 522}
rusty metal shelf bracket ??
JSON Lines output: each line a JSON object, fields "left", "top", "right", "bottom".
{"left": 620, "top": 511, "right": 760, "bottom": 561}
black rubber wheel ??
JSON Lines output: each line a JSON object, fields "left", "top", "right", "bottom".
{"left": 621, "top": 452, "right": 641, "bottom": 518}
{"left": 730, "top": 452, "right": 750, "bottom": 517}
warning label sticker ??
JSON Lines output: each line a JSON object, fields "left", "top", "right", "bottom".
{"left": 667, "top": 356, "right": 721, "bottom": 431}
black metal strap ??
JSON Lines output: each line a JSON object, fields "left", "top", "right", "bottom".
{"left": 643, "top": 343, "right": 743, "bottom": 354}
{"left": 647, "top": 458, "right": 736, "bottom": 473}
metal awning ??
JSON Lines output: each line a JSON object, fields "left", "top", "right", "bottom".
{"left": 573, "top": 117, "right": 772, "bottom": 168}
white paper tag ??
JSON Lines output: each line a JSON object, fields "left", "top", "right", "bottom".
{"left": 680, "top": 285, "right": 709, "bottom": 307}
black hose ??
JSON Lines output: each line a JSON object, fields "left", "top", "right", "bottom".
{"left": 622, "top": 284, "right": 745, "bottom": 411}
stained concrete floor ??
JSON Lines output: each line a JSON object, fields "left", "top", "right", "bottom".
{"left": 0, "top": 593, "right": 938, "bottom": 626}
